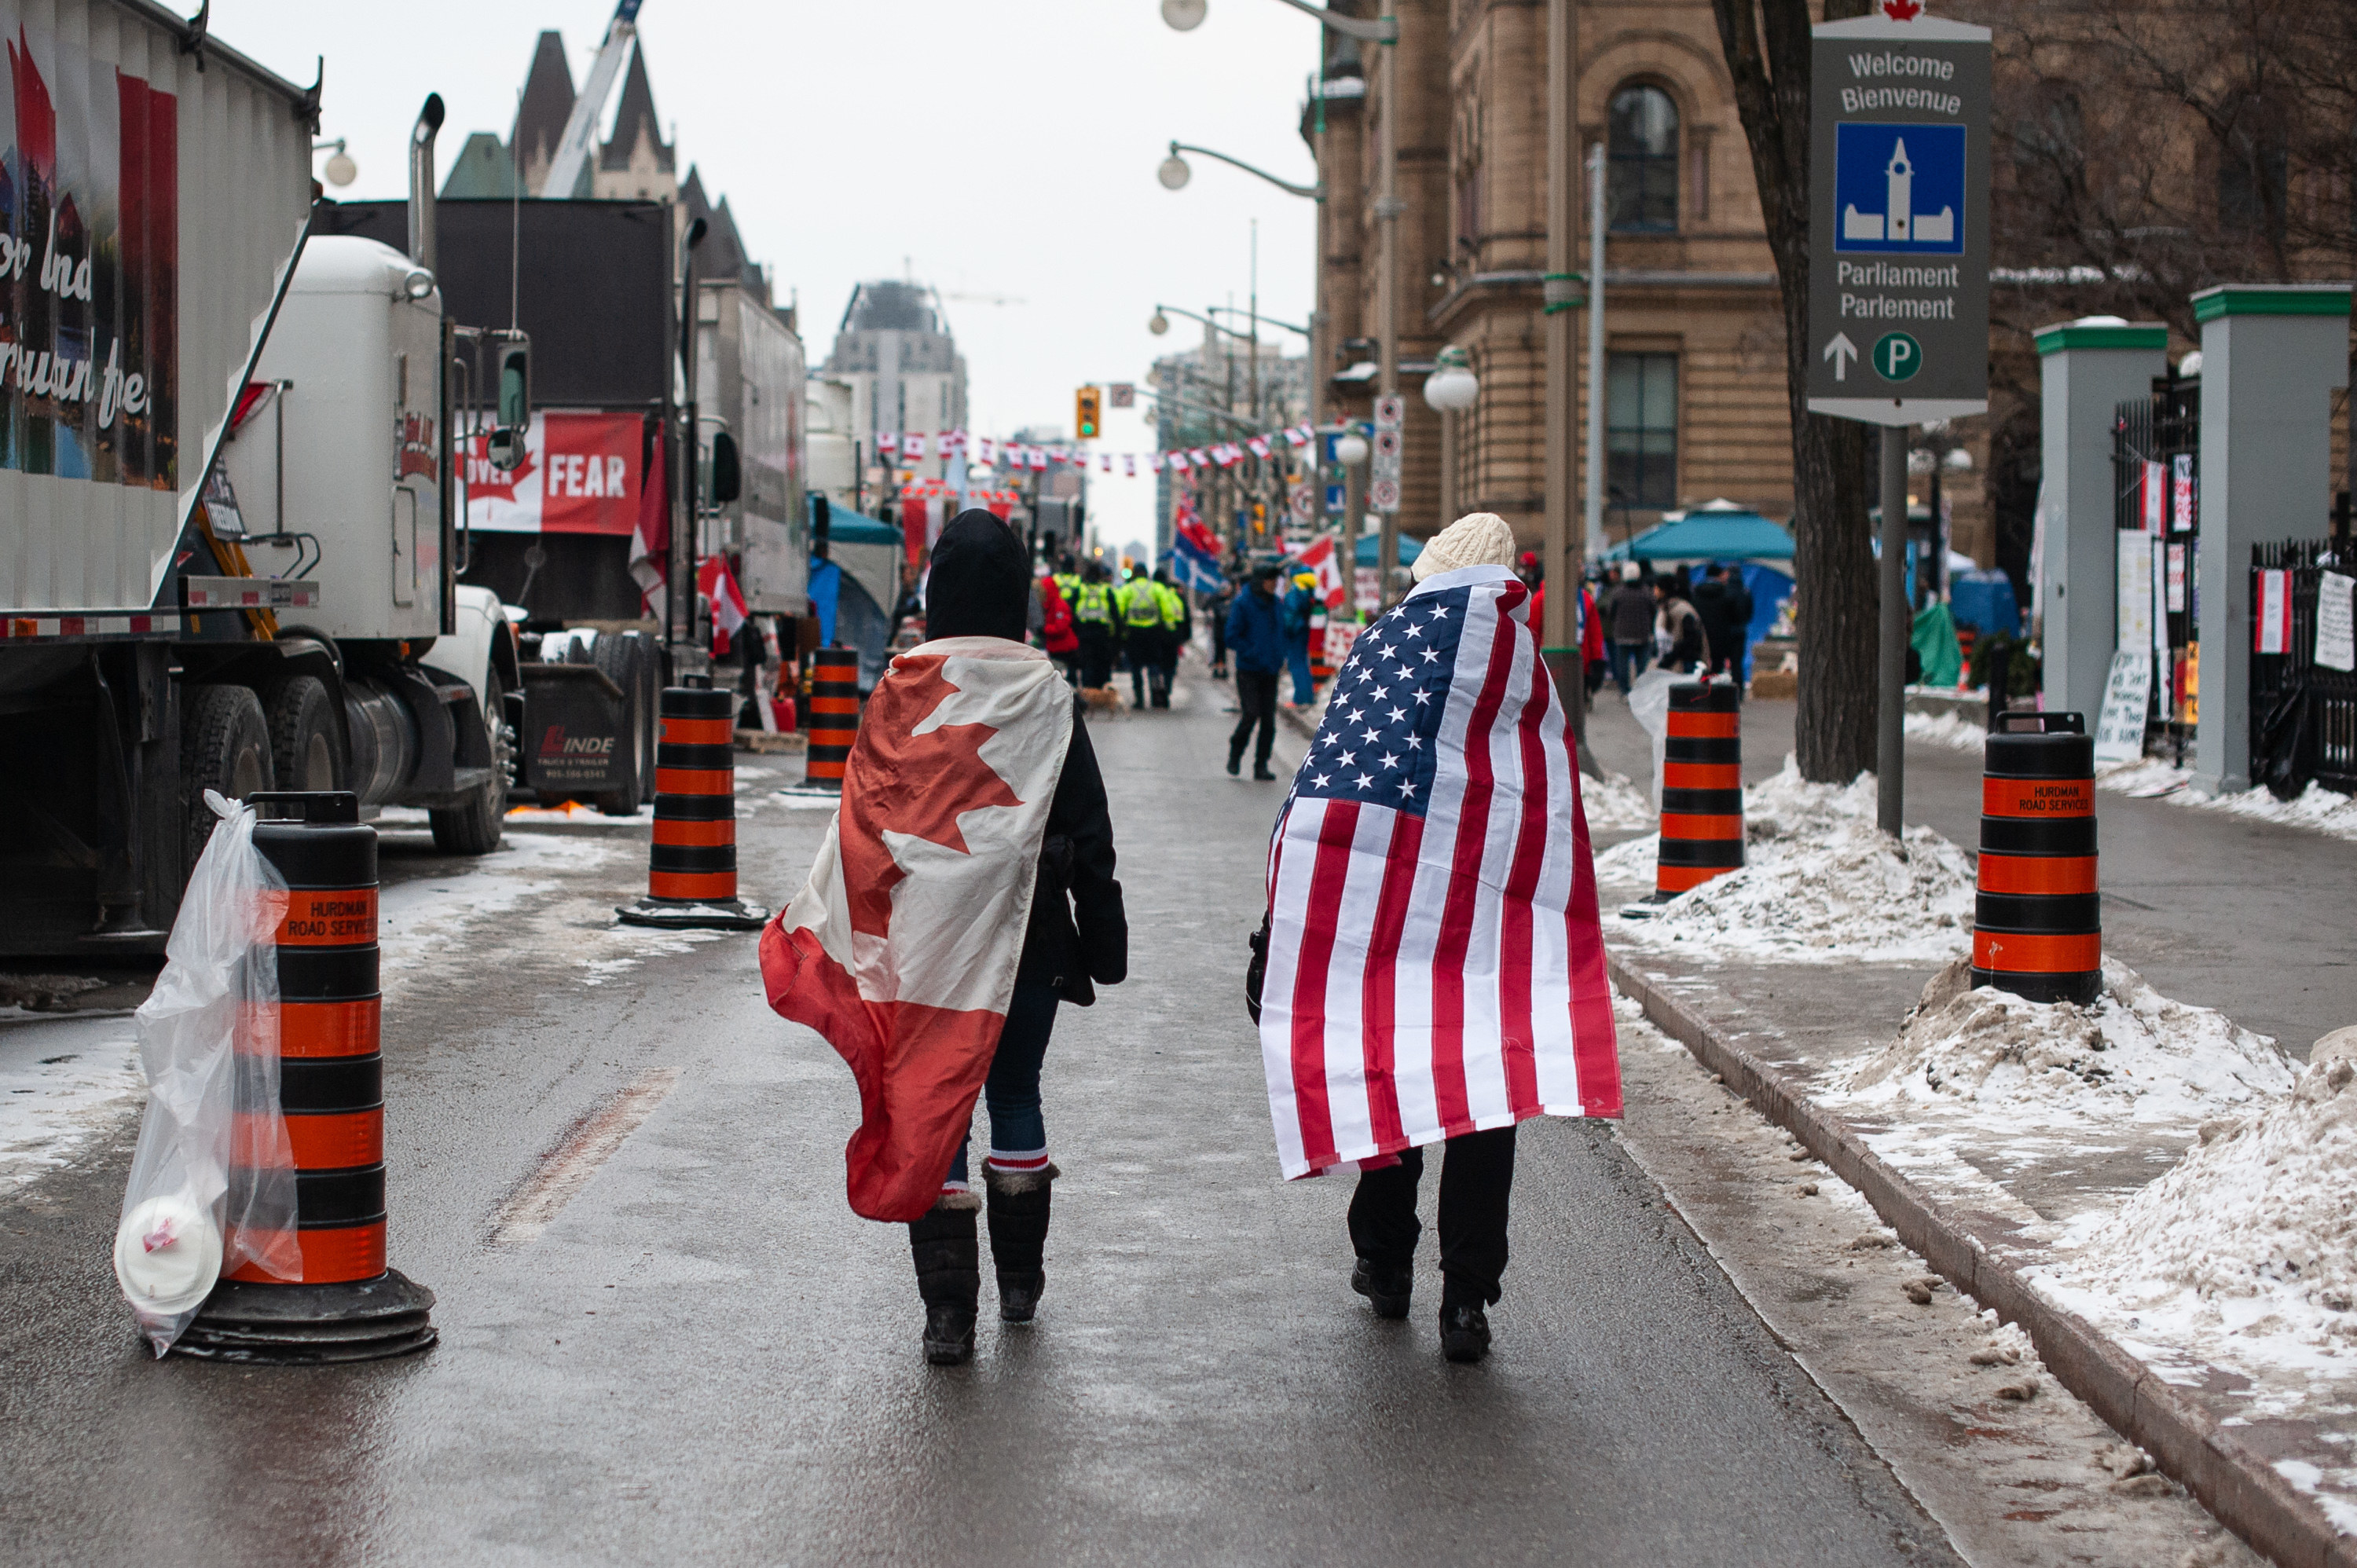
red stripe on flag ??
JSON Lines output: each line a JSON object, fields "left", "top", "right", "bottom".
{"left": 1429, "top": 599, "right": 1519, "bottom": 1134}
{"left": 1497, "top": 627, "right": 1552, "bottom": 1116}
{"left": 1563, "top": 715, "right": 1623, "bottom": 1117}
{"left": 1358, "top": 811, "right": 1420, "bottom": 1151}
{"left": 1287, "top": 800, "right": 1358, "bottom": 1171}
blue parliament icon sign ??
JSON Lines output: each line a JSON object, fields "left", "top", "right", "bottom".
{"left": 1833, "top": 122, "right": 1966, "bottom": 255}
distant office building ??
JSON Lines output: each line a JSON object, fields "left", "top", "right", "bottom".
{"left": 821, "top": 281, "right": 970, "bottom": 485}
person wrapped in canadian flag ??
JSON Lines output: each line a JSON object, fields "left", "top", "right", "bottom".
{"left": 761, "top": 509, "right": 1127, "bottom": 1365}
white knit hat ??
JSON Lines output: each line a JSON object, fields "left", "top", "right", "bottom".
{"left": 1411, "top": 511, "right": 1518, "bottom": 581}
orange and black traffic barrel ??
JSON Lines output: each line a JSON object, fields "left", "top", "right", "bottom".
{"left": 801, "top": 647, "right": 861, "bottom": 791}
{"left": 178, "top": 790, "right": 436, "bottom": 1363}
{"left": 1657, "top": 678, "right": 1745, "bottom": 896}
{"left": 1310, "top": 623, "right": 1333, "bottom": 686}
{"left": 618, "top": 676, "right": 769, "bottom": 931}
{"left": 1973, "top": 711, "right": 2101, "bottom": 1005}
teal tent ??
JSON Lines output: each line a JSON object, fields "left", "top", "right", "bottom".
{"left": 1601, "top": 507, "right": 1793, "bottom": 562}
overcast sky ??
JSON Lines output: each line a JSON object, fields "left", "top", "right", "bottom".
{"left": 224, "top": 0, "right": 1321, "bottom": 452}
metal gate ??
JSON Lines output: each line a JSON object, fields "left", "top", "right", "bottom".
{"left": 2249, "top": 538, "right": 2357, "bottom": 796}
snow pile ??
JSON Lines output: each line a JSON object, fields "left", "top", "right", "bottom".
{"left": 1578, "top": 770, "right": 1655, "bottom": 830}
{"left": 1833, "top": 958, "right": 2294, "bottom": 1130}
{"left": 1602, "top": 760, "right": 1978, "bottom": 963}
{"left": 2031, "top": 1043, "right": 2357, "bottom": 1408}
{"left": 1903, "top": 709, "right": 1988, "bottom": 753}
{"left": 2088, "top": 754, "right": 2357, "bottom": 841}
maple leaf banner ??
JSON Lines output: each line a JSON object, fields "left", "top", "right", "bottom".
{"left": 761, "top": 639, "right": 1074, "bottom": 1222}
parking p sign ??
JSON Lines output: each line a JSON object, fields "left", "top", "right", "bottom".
{"left": 1805, "top": 7, "right": 1990, "bottom": 427}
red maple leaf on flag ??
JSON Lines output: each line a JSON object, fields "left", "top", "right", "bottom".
{"left": 837, "top": 658, "right": 1025, "bottom": 938}
{"left": 1881, "top": 0, "right": 1922, "bottom": 18}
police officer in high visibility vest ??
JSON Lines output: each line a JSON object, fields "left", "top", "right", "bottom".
{"left": 1150, "top": 567, "right": 1186, "bottom": 709}
{"left": 1071, "top": 561, "right": 1118, "bottom": 690}
{"left": 1118, "top": 568, "right": 1165, "bottom": 709}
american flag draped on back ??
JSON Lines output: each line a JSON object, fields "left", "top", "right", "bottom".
{"left": 1257, "top": 564, "right": 1620, "bottom": 1180}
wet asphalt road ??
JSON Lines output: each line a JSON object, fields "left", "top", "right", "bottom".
{"left": 0, "top": 667, "right": 1956, "bottom": 1566}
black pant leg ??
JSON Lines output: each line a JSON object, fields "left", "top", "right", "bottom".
{"left": 1346, "top": 1145, "right": 1425, "bottom": 1271}
{"left": 1435, "top": 1125, "right": 1518, "bottom": 1306}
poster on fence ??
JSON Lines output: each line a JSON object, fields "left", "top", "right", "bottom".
{"left": 2316, "top": 571, "right": 2355, "bottom": 672}
{"left": 2256, "top": 569, "right": 2292, "bottom": 654}
{"left": 2116, "top": 532, "right": 2154, "bottom": 652}
{"left": 2094, "top": 648, "right": 2154, "bottom": 765}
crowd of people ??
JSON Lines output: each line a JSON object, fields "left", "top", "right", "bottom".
{"left": 1593, "top": 560, "right": 1755, "bottom": 694}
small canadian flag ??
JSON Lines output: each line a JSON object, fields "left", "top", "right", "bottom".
{"left": 1124, "top": 454, "right": 1137, "bottom": 477}
{"left": 1880, "top": 0, "right": 1922, "bottom": 18}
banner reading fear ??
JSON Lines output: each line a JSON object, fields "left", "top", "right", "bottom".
{"left": 462, "top": 410, "right": 645, "bottom": 535}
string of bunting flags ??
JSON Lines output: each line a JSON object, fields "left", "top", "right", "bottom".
{"left": 876, "top": 423, "right": 1317, "bottom": 477}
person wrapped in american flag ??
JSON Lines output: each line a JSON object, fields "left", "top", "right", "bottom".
{"left": 1251, "top": 512, "right": 1621, "bottom": 1363}
{"left": 762, "top": 511, "right": 1127, "bottom": 1366}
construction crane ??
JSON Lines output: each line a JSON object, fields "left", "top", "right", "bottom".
{"left": 538, "top": 0, "right": 645, "bottom": 198}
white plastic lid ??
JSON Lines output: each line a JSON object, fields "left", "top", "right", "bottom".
{"left": 114, "top": 1194, "right": 223, "bottom": 1317}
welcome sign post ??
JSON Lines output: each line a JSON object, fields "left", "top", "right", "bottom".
{"left": 1807, "top": 2, "right": 1991, "bottom": 835}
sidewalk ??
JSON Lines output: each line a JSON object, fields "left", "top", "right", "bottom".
{"left": 1582, "top": 690, "right": 2357, "bottom": 1061}
{"left": 1578, "top": 701, "right": 2357, "bottom": 1566}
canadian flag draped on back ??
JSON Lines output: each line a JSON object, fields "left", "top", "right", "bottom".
{"left": 1258, "top": 565, "right": 1620, "bottom": 1179}
{"left": 761, "top": 639, "right": 1072, "bottom": 1220}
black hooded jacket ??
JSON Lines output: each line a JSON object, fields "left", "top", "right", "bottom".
{"left": 926, "top": 511, "right": 1127, "bottom": 1005}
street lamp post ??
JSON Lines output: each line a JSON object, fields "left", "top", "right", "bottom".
{"left": 1424, "top": 346, "right": 1478, "bottom": 550}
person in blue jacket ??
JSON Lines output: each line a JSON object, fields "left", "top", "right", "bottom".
{"left": 1281, "top": 570, "right": 1318, "bottom": 706}
{"left": 1224, "top": 562, "right": 1287, "bottom": 781}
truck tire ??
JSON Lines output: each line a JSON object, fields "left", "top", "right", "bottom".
{"left": 182, "top": 683, "right": 275, "bottom": 874}
{"left": 265, "top": 674, "right": 345, "bottom": 793}
{"left": 429, "top": 666, "right": 508, "bottom": 855}
{"left": 592, "top": 633, "right": 646, "bottom": 816}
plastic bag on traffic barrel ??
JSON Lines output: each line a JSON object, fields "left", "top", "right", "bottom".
{"left": 1627, "top": 667, "right": 1681, "bottom": 813}
{"left": 115, "top": 790, "right": 302, "bottom": 1355}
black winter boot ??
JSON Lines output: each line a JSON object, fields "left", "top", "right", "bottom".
{"left": 1439, "top": 1302, "right": 1492, "bottom": 1363}
{"left": 984, "top": 1164, "right": 1058, "bottom": 1323}
{"left": 908, "top": 1197, "right": 981, "bottom": 1365}
{"left": 1351, "top": 1257, "right": 1413, "bottom": 1320}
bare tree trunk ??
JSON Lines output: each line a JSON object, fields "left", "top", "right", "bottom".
{"left": 1710, "top": 0, "right": 1878, "bottom": 783}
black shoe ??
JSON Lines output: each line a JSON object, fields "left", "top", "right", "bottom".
{"left": 1440, "top": 1302, "right": 1492, "bottom": 1363}
{"left": 1226, "top": 753, "right": 1242, "bottom": 777}
{"left": 924, "top": 1302, "right": 977, "bottom": 1365}
{"left": 1252, "top": 767, "right": 1278, "bottom": 782}
{"left": 910, "top": 1203, "right": 981, "bottom": 1365}
{"left": 985, "top": 1168, "right": 1055, "bottom": 1324}
{"left": 1351, "top": 1258, "right": 1412, "bottom": 1320}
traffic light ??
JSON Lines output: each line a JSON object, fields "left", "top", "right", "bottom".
{"left": 1076, "top": 385, "right": 1102, "bottom": 440}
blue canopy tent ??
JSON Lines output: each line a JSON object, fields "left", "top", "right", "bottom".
{"left": 1356, "top": 533, "right": 1424, "bottom": 566}
{"left": 809, "top": 501, "right": 904, "bottom": 692}
{"left": 1602, "top": 506, "right": 1794, "bottom": 678}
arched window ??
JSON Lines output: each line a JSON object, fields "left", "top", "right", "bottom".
{"left": 1608, "top": 84, "right": 1679, "bottom": 233}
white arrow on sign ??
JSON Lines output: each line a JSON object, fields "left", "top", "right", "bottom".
{"left": 1822, "top": 332, "right": 1859, "bottom": 382}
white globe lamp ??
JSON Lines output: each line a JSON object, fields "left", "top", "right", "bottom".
{"left": 1423, "top": 346, "right": 1479, "bottom": 412}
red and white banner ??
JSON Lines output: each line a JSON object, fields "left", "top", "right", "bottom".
{"left": 905, "top": 434, "right": 927, "bottom": 460}
{"left": 761, "top": 640, "right": 1075, "bottom": 1221}
{"left": 465, "top": 411, "right": 645, "bottom": 535}
{"left": 878, "top": 431, "right": 900, "bottom": 456}
{"left": 2256, "top": 568, "right": 2293, "bottom": 654}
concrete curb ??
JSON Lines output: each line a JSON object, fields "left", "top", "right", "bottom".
{"left": 1608, "top": 951, "right": 2357, "bottom": 1568}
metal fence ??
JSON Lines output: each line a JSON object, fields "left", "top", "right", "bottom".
{"left": 2111, "top": 377, "right": 2201, "bottom": 761}
{"left": 2249, "top": 537, "right": 2357, "bottom": 796}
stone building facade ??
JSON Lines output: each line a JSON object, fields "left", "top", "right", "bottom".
{"left": 1312, "top": 0, "right": 1802, "bottom": 559}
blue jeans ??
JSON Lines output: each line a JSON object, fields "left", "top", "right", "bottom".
{"left": 1287, "top": 641, "right": 1314, "bottom": 704}
{"left": 945, "top": 980, "right": 1060, "bottom": 1188}
{"left": 1609, "top": 641, "right": 1651, "bottom": 694}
